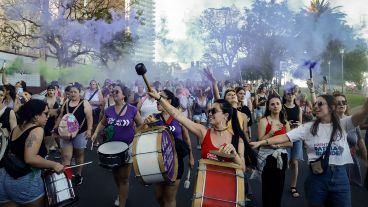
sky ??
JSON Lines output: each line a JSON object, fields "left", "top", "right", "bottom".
{"left": 155, "top": 0, "right": 368, "bottom": 61}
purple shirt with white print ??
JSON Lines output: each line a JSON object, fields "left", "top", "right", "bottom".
{"left": 105, "top": 104, "right": 137, "bottom": 144}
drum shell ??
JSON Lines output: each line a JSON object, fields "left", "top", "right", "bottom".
{"left": 43, "top": 171, "right": 78, "bottom": 207}
{"left": 192, "top": 159, "right": 245, "bottom": 207}
{"left": 97, "top": 142, "right": 130, "bottom": 169}
{"left": 132, "top": 126, "right": 178, "bottom": 185}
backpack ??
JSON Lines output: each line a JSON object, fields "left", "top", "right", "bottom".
{"left": 58, "top": 101, "right": 85, "bottom": 139}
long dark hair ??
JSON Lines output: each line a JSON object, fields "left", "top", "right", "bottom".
{"left": 162, "top": 89, "right": 180, "bottom": 108}
{"left": 215, "top": 99, "right": 258, "bottom": 169}
{"left": 264, "top": 95, "right": 287, "bottom": 125}
{"left": 17, "top": 99, "right": 47, "bottom": 125}
{"left": 310, "top": 95, "right": 342, "bottom": 141}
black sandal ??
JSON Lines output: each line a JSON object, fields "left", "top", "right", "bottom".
{"left": 290, "top": 187, "right": 300, "bottom": 198}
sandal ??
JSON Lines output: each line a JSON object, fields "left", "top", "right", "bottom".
{"left": 290, "top": 187, "right": 300, "bottom": 198}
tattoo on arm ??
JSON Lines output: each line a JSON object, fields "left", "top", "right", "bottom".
{"left": 26, "top": 133, "right": 37, "bottom": 148}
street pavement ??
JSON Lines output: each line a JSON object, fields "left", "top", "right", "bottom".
{"left": 62, "top": 128, "right": 368, "bottom": 207}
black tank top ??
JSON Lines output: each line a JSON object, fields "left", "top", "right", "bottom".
{"left": 9, "top": 126, "right": 47, "bottom": 170}
{"left": 0, "top": 107, "right": 12, "bottom": 132}
{"left": 63, "top": 100, "right": 87, "bottom": 133}
{"left": 258, "top": 95, "right": 267, "bottom": 106}
{"left": 284, "top": 104, "right": 299, "bottom": 123}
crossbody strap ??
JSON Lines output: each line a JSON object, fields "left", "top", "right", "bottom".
{"left": 110, "top": 104, "right": 128, "bottom": 126}
{"left": 88, "top": 90, "right": 99, "bottom": 102}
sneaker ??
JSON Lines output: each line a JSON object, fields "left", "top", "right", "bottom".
{"left": 114, "top": 196, "right": 119, "bottom": 207}
{"left": 73, "top": 174, "right": 83, "bottom": 186}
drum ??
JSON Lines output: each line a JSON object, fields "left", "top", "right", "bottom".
{"left": 0, "top": 133, "right": 7, "bottom": 161}
{"left": 43, "top": 170, "right": 78, "bottom": 207}
{"left": 132, "top": 126, "right": 178, "bottom": 185}
{"left": 192, "top": 159, "right": 245, "bottom": 207}
{"left": 97, "top": 141, "right": 130, "bottom": 168}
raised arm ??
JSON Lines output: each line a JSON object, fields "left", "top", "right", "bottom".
{"left": 148, "top": 90, "right": 207, "bottom": 142}
{"left": 203, "top": 68, "right": 220, "bottom": 100}
{"left": 352, "top": 98, "right": 368, "bottom": 127}
{"left": 307, "top": 79, "right": 317, "bottom": 104}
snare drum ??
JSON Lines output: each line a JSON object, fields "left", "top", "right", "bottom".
{"left": 43, "top": 170, "right": 78, "bottom": 207}
{"left": 97, "top": 141, "right": 130, "bottom": 168}
{"left": 132, "top": 126, "right": 178, "bottom": 185}
{"left": 192, "top": 159, "right": 245, "bottom": 207}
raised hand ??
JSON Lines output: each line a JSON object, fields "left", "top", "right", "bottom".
{"left": 203, "top": 67, "right": 216, "bottom": 82}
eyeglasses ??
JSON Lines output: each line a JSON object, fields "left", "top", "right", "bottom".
{"left": 337, "top": 100, "right": 347, "bottom": 106}
{"left": 314, "top": 101, "right": 326, "bottom": 108}
{"left": 286, "top": 92, "right": 295, "bottom": 96}
{"left": 208, "top": 108, "right": 222, "bottom": 114}
{"left": 112, "top": 90, "right": 120, "bottom": 94}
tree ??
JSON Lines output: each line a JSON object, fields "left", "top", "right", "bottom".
{"left": 197, "top": 6, "right": 245, "bottom": 70}
{"left": 0, "top": 0, "right": 135, "bottom": 67}
{"left": 241, "top": 0, "right": 295, "bottom": 80}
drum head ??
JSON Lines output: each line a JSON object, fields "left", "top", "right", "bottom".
{"left": 98, "top": 141, "right": 129, "bottom": 154}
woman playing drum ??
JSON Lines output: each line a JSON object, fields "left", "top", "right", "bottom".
{"left": 91, "top": 84, "right": 143, "bottom": 207}
{"left": 143, "top": 89, "right": 194, "bottom": 207}
{"left": 148, "top": 89, "right": 256, "bottom": 171}
{"left": 0, "top": 99, "right": 64, "bottom": 207}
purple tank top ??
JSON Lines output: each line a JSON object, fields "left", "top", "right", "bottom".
{"left": 154, "top": 114, "right": 183, "bottom": 140}
{"left": 105, "top": 104, "right": 137, "bottom": 144}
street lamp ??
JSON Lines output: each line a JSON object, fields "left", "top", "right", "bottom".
{"left": 339, "top": 49, "right": 345, "bottom": 93}
{"left": 328, "top": 60, "right": 331, "bottom": 91}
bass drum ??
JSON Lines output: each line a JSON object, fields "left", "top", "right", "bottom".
{"left": 132, "top": 126, "right": 178, "bottom": 185}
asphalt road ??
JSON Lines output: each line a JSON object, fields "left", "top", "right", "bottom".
{"left": 57, "top": 129, "right": 368, "bottom": 207}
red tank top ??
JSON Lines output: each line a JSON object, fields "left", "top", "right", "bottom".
{"left": 265, "top": 117, "right": 286, "bottom": 136}
{"left": 201, "top": 129, "right": 219, "bottom": 160}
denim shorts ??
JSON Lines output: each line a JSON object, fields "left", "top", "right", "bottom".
{"left": 0, "top": 168, "right": 44, "bottom": 204}
{"left": 304, "top": 165, "right": 351, "bottom": 207}
{"left": 287, "top": 140, "right": 304, "bottom": 161}
{"left": 60, "top": 132, "right": 88, "bottom": 149}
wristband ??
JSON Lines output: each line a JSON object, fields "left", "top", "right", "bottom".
{"left": 157, "top": 96, "right": 162, "bottom": 102}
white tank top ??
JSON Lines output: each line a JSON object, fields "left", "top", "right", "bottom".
{"left": 140, "top": 96, "right": 160, "bottom": 120}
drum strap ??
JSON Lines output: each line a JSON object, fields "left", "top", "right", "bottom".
{"left": 160, "top": 114, "right": 174, "bottom": 125}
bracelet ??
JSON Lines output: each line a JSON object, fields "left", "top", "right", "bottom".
{"left": 265, "top": 139, "right": 269, "bottom": 145}
{"left": 157, "top": 96, "right": 162, "bottom": 102}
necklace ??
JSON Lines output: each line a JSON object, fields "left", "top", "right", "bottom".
{"left": 213, "top": 126, "right": 228, "bottom": 132}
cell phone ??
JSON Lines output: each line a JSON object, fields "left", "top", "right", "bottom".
{"left": 17, "top": 87, "right": 23, "bottom": 94}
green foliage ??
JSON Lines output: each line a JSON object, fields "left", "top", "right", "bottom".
{"left": 5, "top": 58, "right": 25, "bottom": 75}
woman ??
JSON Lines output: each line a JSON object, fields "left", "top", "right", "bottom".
{"left": 236, "top": 87, "right": 253, "bottom": 132}
{"left": 334, "top": 93, "right": 367, "bottom": 186}
{"left": 299, "top": 93, "right": 314, "bottom": 123}
{"left": 256, "top": 95, "right": 292, "bottom": 207}
{"left": 283, "top": 88, "right": 303, "bottom": 198}
{"left": 84, "top": 80, "right": 103, "bottom": 127}
{"left": 137, "top": 86, "right": 160, "bottom": 121}
{"left": 44, "top": 85, "right": 61, "bottom": 152}
{"left": 204, "top": 69, "right": 250, "bottom": 142}
{"left": 255, "top": 85, "right": 268, "bottom": 122}
{"left": 250, "top": 94, "right": 368, "bottom": 207}
{"left": 191, "top": 87, "right": 209, "bottom": 126}
{"left": 0, "top": 86, "right": 17, "bottom": 135}
{"left": 144, "top": 89, "right": 194, "bottom": 207}
{"left": 91, "top": 84, "right": 142, "bottom": 207}
{"left": 148, "top": 89, "right": 257, "bottom": 172}
{"left": 0, "top": 99, "right": 64, "bottom": 206}
{"left": 3, "top": 84, "right": 16, "bottom": 109}
{"left": 53, "top": 84, "right": 93, "bottom": 186}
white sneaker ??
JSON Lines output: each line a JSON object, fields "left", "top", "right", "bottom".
{"left": 114, "top": 196, "right": 119, "bottom": 207}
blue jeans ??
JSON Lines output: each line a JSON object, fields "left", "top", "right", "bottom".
{"left": 305, "top": 165, "right": 351, "bottom": 207}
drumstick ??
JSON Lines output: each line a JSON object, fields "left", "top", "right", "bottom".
{"left": 135, "top": 63, "right": 153, "bottom": 92}
{"left": 184, "top": 170, "right": 191, "bottom": 189}
{"left": 64, "top": 161, "right": 93, "bottom": 169}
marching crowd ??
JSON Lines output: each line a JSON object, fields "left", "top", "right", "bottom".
{"left": 0, "top": 66, "right": 367, "bottom": 207}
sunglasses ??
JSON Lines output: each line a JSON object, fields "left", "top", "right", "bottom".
{"left": 112, "top": 90, "right": 120, "bottom": 94}
{"left": 314, "top": 101, "right": 326, "bottom": 108}
{"left": 208, "top": 108, "right": 221, "bottom": 114}
{"left": 286, "top": 92, "right": 295, "bottom": 96}
{"left": 337, "top": 100, "right": 347, "bottom": 106}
